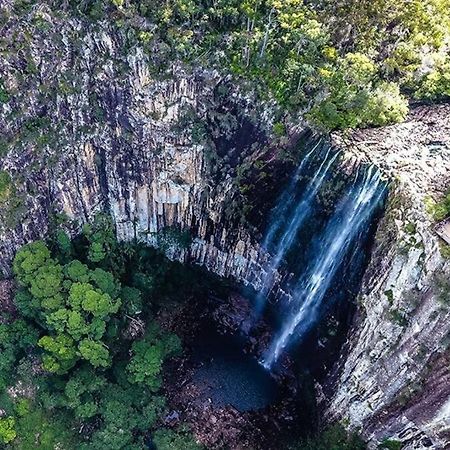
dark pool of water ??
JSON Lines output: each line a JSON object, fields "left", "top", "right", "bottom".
{"left": 191, "top": 325, "right": 278, "bottom": 412}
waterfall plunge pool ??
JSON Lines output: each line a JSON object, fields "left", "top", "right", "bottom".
{"left": 159, "top": 138, "right": 388, "bottom": 448}
{"left": 191, "top": 321, "right": 278, "bottom": 412}
{"left": 161, "top": 292, "right": 310, "bottom": 449}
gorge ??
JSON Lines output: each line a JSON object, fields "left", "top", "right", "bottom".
{"left": 0, "top": 2, "right": 449, "bottom": 449}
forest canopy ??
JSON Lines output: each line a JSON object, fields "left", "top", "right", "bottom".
{"left": 75, "top": 0, "right": 449, "bottom": 128}
{"left": 2, "top": 0, "right": 449, "bottom": 130}
{"left": 0, "top": 218, "right": 202, "bottom": 449}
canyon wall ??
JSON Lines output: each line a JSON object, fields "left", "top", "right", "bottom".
{"left": 1, "top": 11, "right": 450, "bottom": 449}
{"left": 327, "top": 105, "right": 450, "bottom": 449}
{"left": 0, "top": 18, "right": 277, "bottom": 286}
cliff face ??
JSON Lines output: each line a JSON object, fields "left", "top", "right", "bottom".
{"left": 0, "top": 15, "right": 277, "bottom": 286}
{"left": 1, "top": 9, "right": 450, "bottom": 449}
{"left": 328, "top": 105, "right": 450, "bottom": 449}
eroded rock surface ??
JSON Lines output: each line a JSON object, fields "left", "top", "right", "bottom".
{"left": 328, "top": 105, "right": 450, "bottom": 449}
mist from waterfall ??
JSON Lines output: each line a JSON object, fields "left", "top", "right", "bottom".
{"left": 260, "top": 166, "right": 386, "bottom": 370}
{"left": 254, "top": 141, "right": 340, "bottom": 315}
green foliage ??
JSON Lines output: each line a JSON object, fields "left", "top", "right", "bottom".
{"left": 405, "top": 222, "right": 417, "bottom": 235}
{"left": 273, "top": 122, "right": 286, "bottom": 137}
{"left": 0, "top": 417, "right": 16, "bottom": 444}
{"left": 82, "top": 215, "right": 119, "bottom": 267}
{"left": 389, "top": 308, "right": 408, "bottom": 327}
{"left": 0, "top": 170, "right": 12, "bottom": 202}
{"left": 13, "top": 241, "right": 52, "bottom": 287}
{"left": 362, "top": 83, "right": 409, "bottom": 127}
{"left": 88, "top": 241, "right": 107, "bottom": 263}
{"left": 127, "top": 324, "right": 181, "bottom": 390}
{"left": 5, "top": 226, "right": 189, "bottom": 449}
{"left": 30, "top": 263, "right": 63, "bottom": 302}
{"left": 425, "top": 188, "right": 450, "bottom": 221}
{"left": 7, "top": 0, "right": 450, "bottom": 133}
{"left": 120, "top": 286, "right": 143, "bottom": 315}
{"left": 82, "top": 0, "right": 105, "bottom": 21}
{"left": 53, "top": 0, "right": 450, "bottom": 129}
{"left": 55, "top": 230, "right": 73, "bottom": 263}
{"left": 78, "top": 339, "right": 110, "bottom": 368}
{"left": 0, "top": 320, "right": 38, "bottom": 390}
{"left": 12, "top": 405, "right": 75, "bottom": 450}
{"left": 13, "top": 240, "right": 124, "bottom": 373}
{"left": 439, "top": 242, "right": 450, "bottom": 259}
{"left": 379, "top": 439, "right": 404, "bottom": 450}
{"left": 63, "top": 366, "right": 106, "bottom": 418}
{"left": 0, "top": 81, "right": 9, "bottom": 103}
{"left": 413, "top": 54, "right": 450, "bottom": 101}
{"left": 38, "top": 334, "right": 78, "bottom": 374}
{"left": 153, "top": 427, "right": 204, "bottom": 450}
{"left": 5, "top": 0, "right": 450, "bottom": 137}
{"left": 65, "top": 260, "right": 90, "bottom": 283}
{"left": 308, "top": 54, "right": 408, "bottom": 129}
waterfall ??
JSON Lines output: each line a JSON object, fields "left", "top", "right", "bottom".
{"left": 254, "top": 142, "right": 339, "bottom": 315}
{"left": 261, "top": 166, "right": 386, "bottom": 370}
{"left": 262, "top": 139, "right": 322, "bottom": 250}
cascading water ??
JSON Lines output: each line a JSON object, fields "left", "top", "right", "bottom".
{"left": 254, "top": 141, "right": 340, "bottom": 315}
{"left": 261, "top": 139, "right": 322, "bottom": 250}
{"left": 260, "top": 166, "right": 386, "bottom": 370}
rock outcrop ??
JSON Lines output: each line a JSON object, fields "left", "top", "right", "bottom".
{"left": 0, "top": 15, "right": 276, "bottom": 287}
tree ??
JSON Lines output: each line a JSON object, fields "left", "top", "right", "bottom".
{"left": 8, "top": 235, "right": 182, "bottom": 449}
{"left": 413, "top": 54, "right": 450, "bottom": 101}
{"left": 0, "top": 320, "right": 38, "bottom": 390}
{"left": 82, "top": 214, "right": 121, "bottom": 270}
{"left": 12, "top": 242, "right": 123, "bottom": 373}
{"left": 120, "top": 286, "right": 143, "bottom": 315}
{"left": 63, "top": 367, "right": 106, "bottom": 419}
{"left": 13, "top": 405, "right": 75, "bottom": 450}
{"left": 80, "top": 289, "right": 120, "bottom": 318}
{"left": 88, "top": 242, "right": 107, "bottom": 264}
{"left": 64, "top": 260, "right": 90, "bottom": 283}
{"left": 363, "top": 82, "right": 408, "bottom": 126}
{"left": 89, "top": 268, "right": 121, "bottom": 298}
{"left": 379, "top": 439, "right": 403, "bottom": 450}
{"left": 13, "top": 289, "right": 38, "bottom": 318}
{"left": 78, "top": 339, "right": 110, "bottom": 368}
{"left": 13, "top": 241, "right": 52, "bottom": 286}
{"left": 54, "top": 230, "right": 73, "bottom": 263}
{"left": 308, "top": 52, "right": 409, "bottom": 129}
{"left": 0, "top": 416, "right": 16, "bottom": 444}
{"left": 38, "top": 334, "right": 78, "bottom": 374}
{"left": 127, "top": 341, "right": 164, "bottom": 390}
{"left": 126, "top": 325, "right": 181, "bottom": 390}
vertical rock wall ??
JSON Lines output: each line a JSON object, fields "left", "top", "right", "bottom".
{"left": 327, "top": 105, "right": 450, "bottom": 449}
